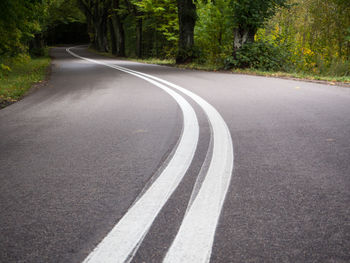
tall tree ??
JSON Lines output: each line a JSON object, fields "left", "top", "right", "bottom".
{"left": 110, "top": 0, "right": 126, "bottom": 56}
{"left": 0, "top": 0, "right": 43, "bottom": 57}
{"left": 130, "top": 0, "right": 143, "bottom": 58}
{"left": 78, "top": 0, "right": 110, "bottom": 51}
{"left": 231, "top": 0, "right": 287, "bottom": 54}
{"left": 134, "top": 0, "right": 178, "bottom": 57}
{"left": 176, "top": 0, "right": 197, "bottom": 63}
{"left": 195, "top": 0, "right": 233, "bottom": 64}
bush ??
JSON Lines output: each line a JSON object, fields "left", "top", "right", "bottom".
{"left": 315, "top": 56, "right": 350, "bottom": 77}
{"left": 224, "top": 41, "right": 293, "bottom": 71}
{"left": 176, "top": 46, "right": 201, "bottom": 64}
{"left": 194, "top": 0, "right": 234, "bottom": 66}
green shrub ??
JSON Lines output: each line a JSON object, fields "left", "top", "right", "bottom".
{"left": 225, "top": 40, "right": 293, "bottom": 71}
{"left": 320, "top": 58, "right": 349, "bottom": 77}
{"left": 195, "top": 0, "right": 233, "bottom": 66}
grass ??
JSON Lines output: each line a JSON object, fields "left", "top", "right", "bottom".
{"left": 0, "top": 55, "right": 51, "bottom": 108}
{"left": 174, "top": 62, "right": 350, "bottom": 85}
{"left": 130, "top": 57, "right": 175, "bottom": 66}
{"left": 230, "top": 68, "right": 350, "bottom": 85}
{"left": 88, "top": 48, "right": 350, "bottom": 86}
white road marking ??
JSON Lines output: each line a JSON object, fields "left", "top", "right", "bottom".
{"left": 89, "top": 55, "right": 235, "bottom": 263}
{"left": 67, "top": 47, "right": 234, "bottom": 263}
{"left": 66, "top": 48, "right": 200, "bottom": 263}
{"left": 163, "top": 104, "right": 233, "bottom": 263}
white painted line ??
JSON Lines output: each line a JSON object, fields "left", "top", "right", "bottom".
{"left": 67, "top": 47, "right": 234, "bottom": 263}
{"left": 163, "top": 105, "right": 233, "bottom": 263}
{"left": 66, "top": 48, "right": 200, "bottom": 263}
{"left": 107, "top": 57, "right": 234, "bottom": 263}
{"left": 88, "top": 54, "right": 235, "bottom": 263}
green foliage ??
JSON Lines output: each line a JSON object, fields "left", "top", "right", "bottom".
{"left": 225, "top": 40, "right": 292, "bottom": 71}
{"left": 315, "top": 56, "right": 350, "bottom": 77}
{"left": 2, "top": 0, "right": 348, "bottom": 79}
{"left": 46, "top": 0, "right": 85, "bottom": 27}
{"left": 176, "top": 46, "right": 201, "bottom": 64}
{"left": 0, "top": 64, "right": 12, "bottom": 73}
{"left": 123, "top": 15, "right": 137, "bottom": 57}
{"left": 0, "top": 54, "right": 50, "bottom": 108}
{"left": 0, "top": 0, "right": 84, "bottom": 62}
{"left": 0, "top": 0, "right": 42, "bottom": 56}
{"left": 230, "top": 0, "right": 288, "bottom": 31}
{"left": 257, "top": 0, "right": 350, "bottom": 76}
{"left": 195, "top": 0, "right": 233, "bottom": 64}
{"left": 134, "top": 0, "right": 179, "bottom": 57}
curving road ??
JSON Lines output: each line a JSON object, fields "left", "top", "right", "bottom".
{"left": 0, "top": 47, "right": 349, "bottom": 263}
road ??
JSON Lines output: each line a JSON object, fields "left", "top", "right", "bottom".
{"left": 0, "top": 46, "right": 349, "bottom": 263}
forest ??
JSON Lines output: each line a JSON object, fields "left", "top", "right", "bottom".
{"left": 0, "top": 0, "right": 349, "bottom": 82}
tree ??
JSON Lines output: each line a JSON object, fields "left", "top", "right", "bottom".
{"left": 127, "top": 0, "right": 143, "bottom": 58}
{"left": 176, "top": 0, "right": 197, "bottom": 63}
{"left": 134, "top": 0, "right": 178, "bottom": 58}
{"left": 256, "top": 0, "right": 350, "bottom": 75}
{"left": 109, "top": 0, "right": 126, "bottom": 57}
{"left": 0, "top": 0, "right": 43, "bottom": 57}
{"left": 195, "top": 0, "right": 233, "bottom": 64}
{"left": 44, "top": 0, "right": 86, "bottom": 48}
{"left": 77, "top": 0, "right": 110, "bottom": 51}
{"left": 231, "top": 0, "right": 287, "bottom": 54}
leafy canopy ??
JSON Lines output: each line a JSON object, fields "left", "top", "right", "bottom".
{"left": 231, "top": 0, "right": 288, "bottom": 30}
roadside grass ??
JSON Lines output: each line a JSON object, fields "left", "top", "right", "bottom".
{"left": 231, "top": 68, "right": 350, "bottom": 85}
{"left": 0, "top": 55, "right": 51, "bottom": 108}
{"left": 131, "top": 57, "right": 175, "bottom": 66}
{"left": 88, "top": 48, "right": 350, "bottom": 86}
{"left": 176, "top": 63, "right": 350, "bottom": 85}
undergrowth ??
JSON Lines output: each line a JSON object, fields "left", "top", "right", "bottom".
{"left": 89, "top": 48, "right": 350, "bottom": 85}
{"left": 0, "top": 52, "right": 50, "bottom": 108}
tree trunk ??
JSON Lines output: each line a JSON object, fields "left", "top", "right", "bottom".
{"left": 102, "top": 18, "right": 108, "bottom": 52}
{"left": 77, "top": 0, "right": 95, "bottom": 48}
{"left": 111, "top": 0, "right": 126, "bottom": 57}
{"left": 155, "top": 28, "right": 158, "bottom": 57}
{"left": 94, "top": 23, "right": 103, "bottom": 51}
{"left": 108, "top": 18, "right": 117, "bottom": 55}
{"left": 117, "top": 20, "right": 125, "bottom": 57}
{"left": 136, "top": 18, "right": 142, "bottom": 58}
{"left": 111, "top": 15, "right": 126, "bottom": 57}
{"left": 176, "top": 0, "right": 196, "bottom": 63}
{"left": 233, "top": 26, "right": 256, "bottom": 56}
{"left": 110, "top": 0, "right": 125, "bottom": 57}
{"left": 78, "top": 0, "right": 108, "bottom": 52}
{"left": 94, "top": 15, "right": 108, "bottom": 52}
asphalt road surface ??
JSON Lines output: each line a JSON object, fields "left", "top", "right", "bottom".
{"left": 1, "top": 46, "right": 349, "bottom": 263}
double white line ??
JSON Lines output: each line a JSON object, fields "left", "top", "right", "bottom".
{"left": 66, "top": 47, "right": 234, "bottom": 263}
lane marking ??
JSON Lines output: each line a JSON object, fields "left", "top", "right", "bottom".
{"left": 67, "top": 47, "right": 234, "bottom": 263}
{"left": 89, "top": 55, "right": 235, "bottom": 263}
{"left": 107, "top": 58, "right": 235, "bottom": 263}
{"left": 66, "top": 47, "right": 200, "bottom": 263}
{"left": 164, "top": 107, "right": 233, "bottom": 263}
